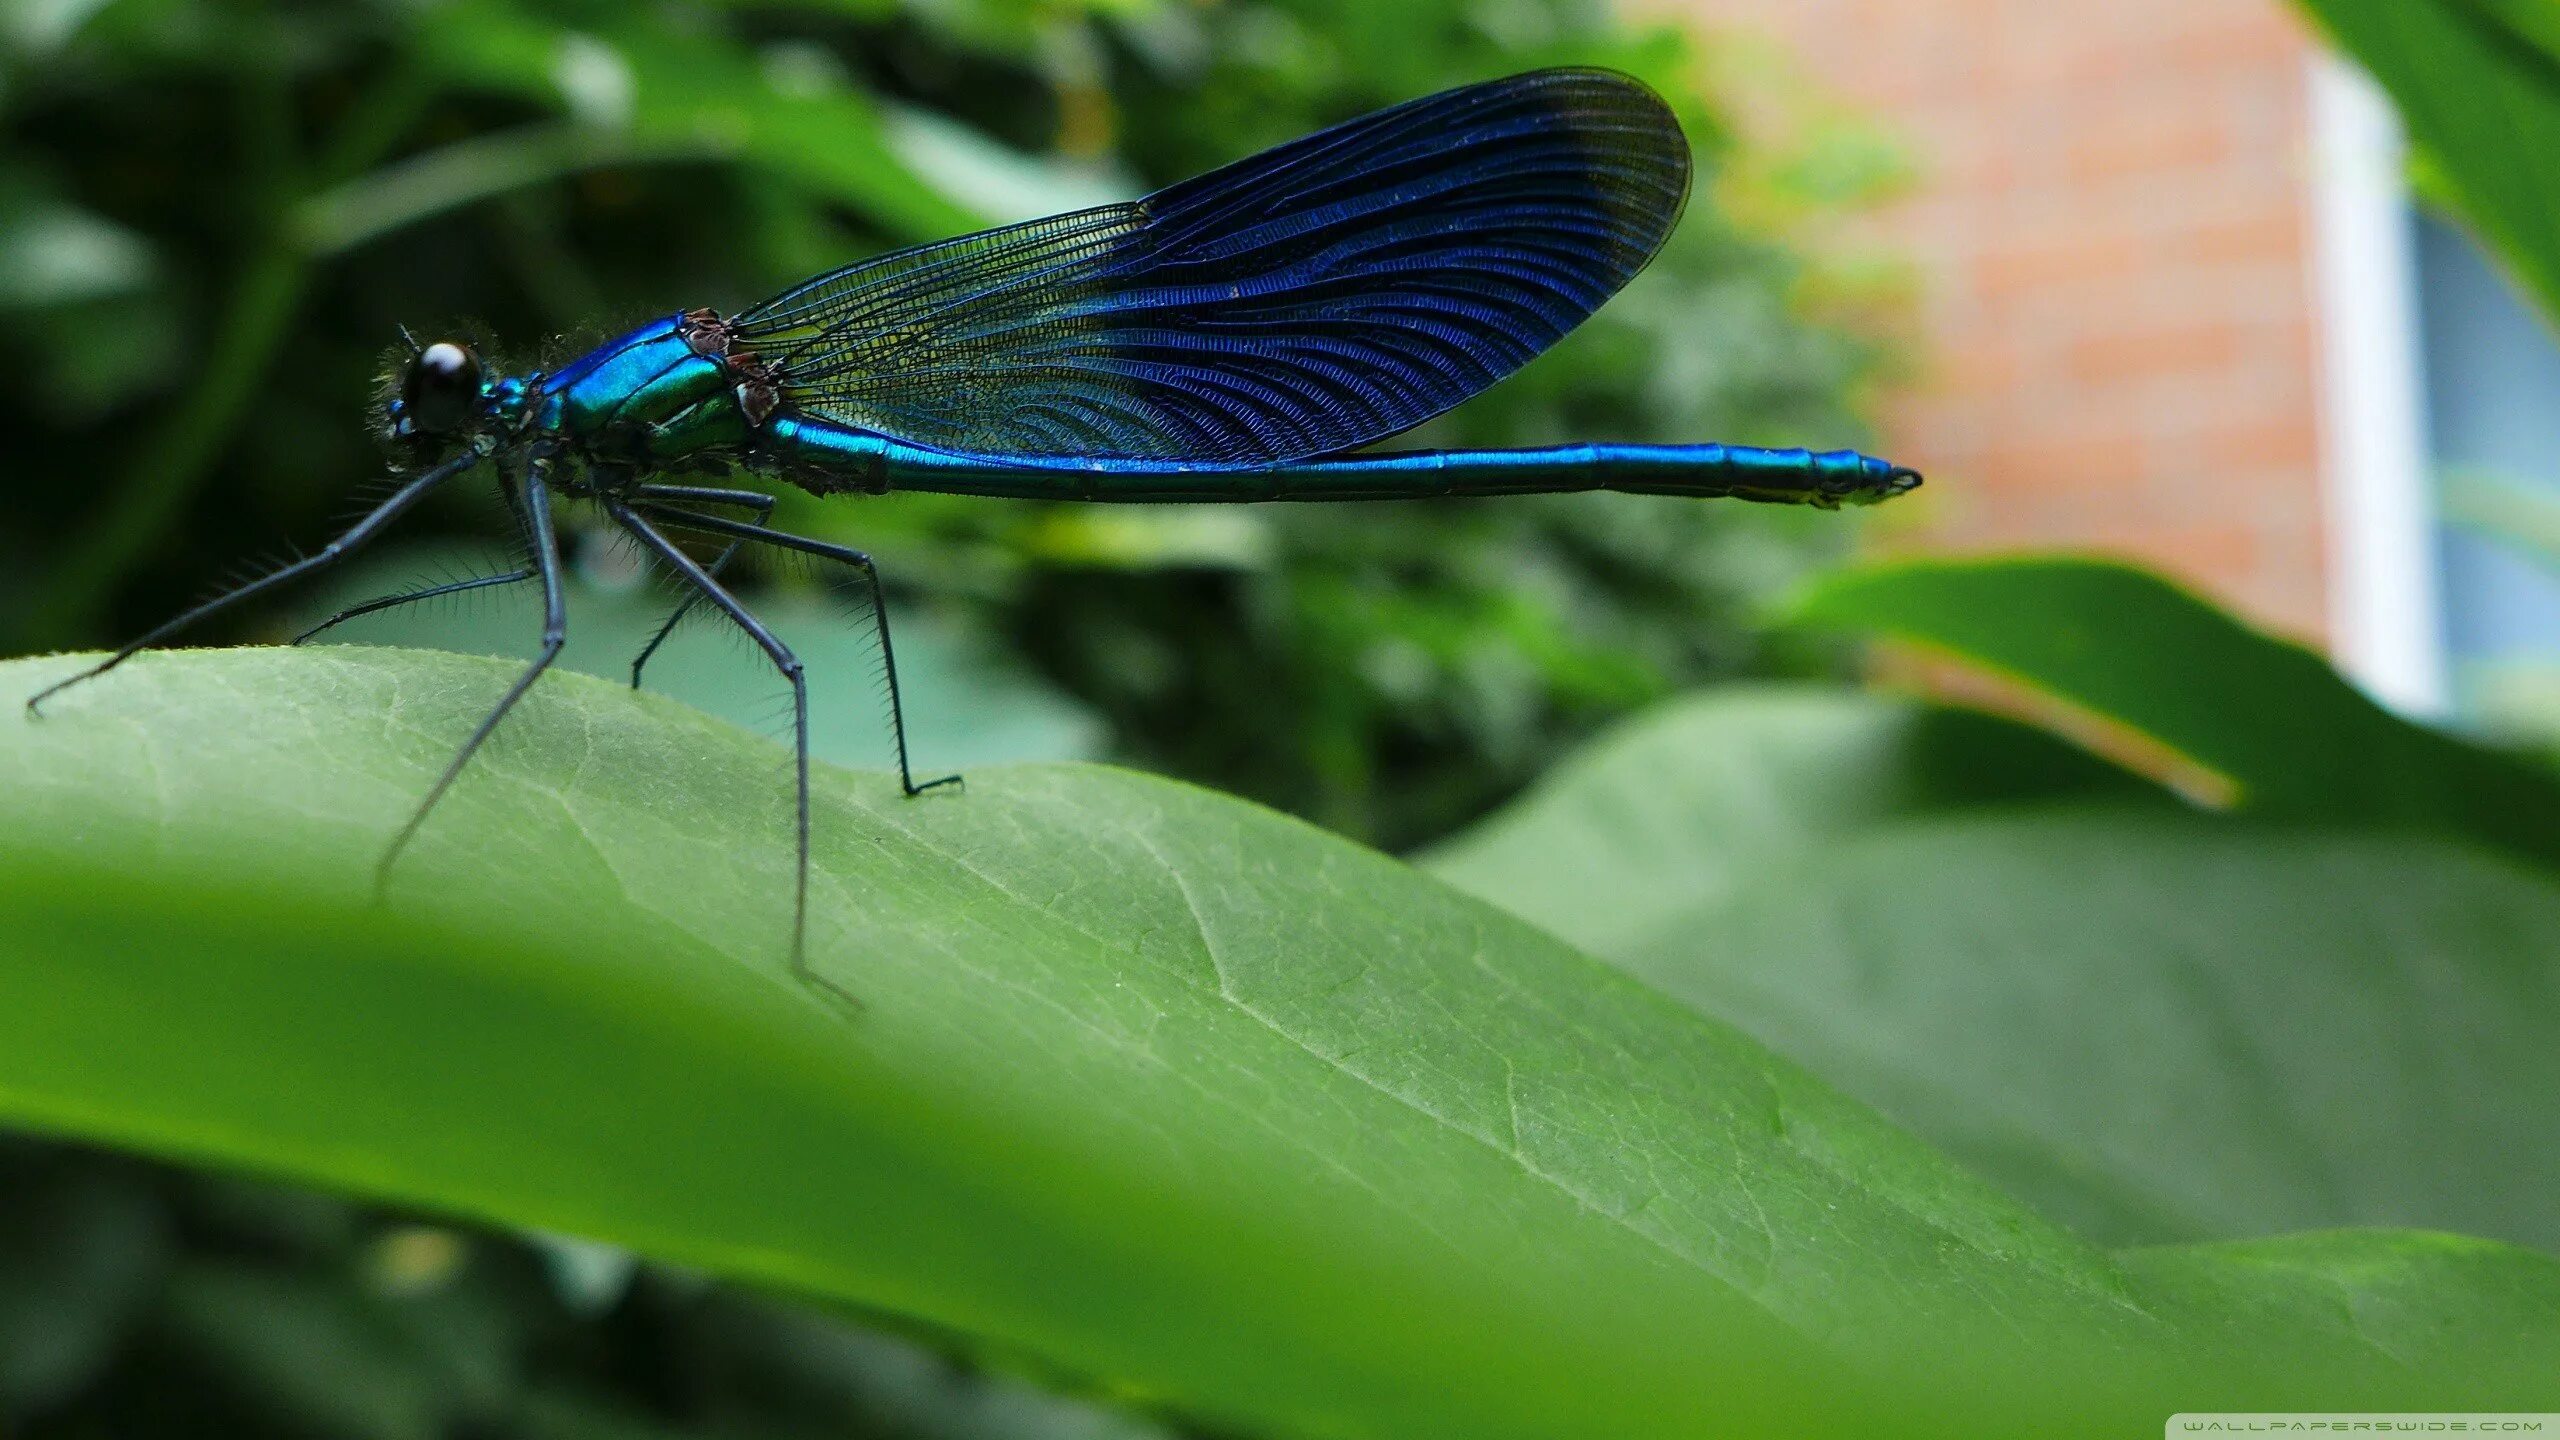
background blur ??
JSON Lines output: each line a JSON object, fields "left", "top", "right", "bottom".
{"left": 1700, "top": 0, "right": 2560, "bottom": 749}
{"left": 5, "top": 0, "right": 2555, "bottom": 1435}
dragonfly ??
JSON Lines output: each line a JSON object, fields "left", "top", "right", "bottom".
{"left": 27, "top": 67, "right": 1918, "bottom": 987}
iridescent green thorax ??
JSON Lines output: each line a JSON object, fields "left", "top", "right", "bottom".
{"left": 534, "top": 310, "right": 766, "bottom": 465}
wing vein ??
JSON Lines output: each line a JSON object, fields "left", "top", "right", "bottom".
{"left": 735, "top": 68, "right": 1691, "bottom": 466}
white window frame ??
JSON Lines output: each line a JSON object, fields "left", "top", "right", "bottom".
{"left": 2308, "top": 56, "right": 2450, "bottom": 715}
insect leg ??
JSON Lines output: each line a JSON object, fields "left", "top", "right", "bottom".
{"left": 292, "top": 568, "right": 537, "bottom": 645}
{"left": 375, "top": 449, "right": 569, "bottom": 889}
{"left": 633, "top": 504, "right": 959, "bottom": 799}
{"left": 621, "top": 484, "right": 777, "bottom": 691}
{"left": 630, "top": 485, "right": 781, "bottom": 509}
{"left": 25, "top": 449, "right": 481, "bottom": 715}
{"left": 608, "top": 501, "right": 828, "bottom": 992}
{"left": 298, "top": 461, "right": 541, "bottom": 643}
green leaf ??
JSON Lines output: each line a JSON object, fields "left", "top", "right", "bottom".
{"left": 1428, "top": 682, "right": 2560, "bottom": 1254}
{"left": 285, "top": 542, "right": 1105, "bottom": 774}
{"left": 0, "top": 169, "right": 157, "bottom": 308}
{"left": 2123, "top": 1228, "right": 2560, "bottom": 1392}
{"left": 2452, "top": 0, "right": 2560, "bottom": 67}
{"left": 3, "top": 649, "right": 2555, "bottom": 1435}
{"left": 292, "top": 123, "right": 736, "bottom": 260}
{"left": 2292, "top": 0, "right": 2560, "bottom": 322}
{"left": 876, "top": 101, "right": 1135, "bottom": 226}
{"left": 1420, "top": 683, "right": 2164, "bottom": 960}
{"left": 1606, "top": 807, "right": 2560, "bottom": 1253}
{"left": 1792, "top": 556, "right": 2560, "bottom": 868}
{"left": 1423, "top": 681, "right": 2160, "bottom": 953}
{"left": 413, "top": 4, "right": 973, "bottom": 242}
{"left": 0, "top": 650, "right": 2022, "bottom": 1435}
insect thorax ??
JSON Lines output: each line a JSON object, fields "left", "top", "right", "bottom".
{"left": 539, "top": 309, "right": 783, "bottom": 466}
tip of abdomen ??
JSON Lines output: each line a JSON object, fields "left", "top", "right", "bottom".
{"left": 1850, "top": 457, "right": 1922, "bottom": 505}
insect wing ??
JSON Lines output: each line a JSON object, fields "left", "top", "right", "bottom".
{"left": 732, "top": 68, "right": 1691, "bottom": 465}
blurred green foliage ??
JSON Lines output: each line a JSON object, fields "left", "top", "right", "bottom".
{"left": 0, "top": 1138, "right": 1180, "bottom": 1440}
{"left": 0, "top": 0, "right": 1896, "bottom": 1435}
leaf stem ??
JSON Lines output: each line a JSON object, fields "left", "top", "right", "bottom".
{"left": 32, "top": 239, "right": 312, "bottom": 647}
{"left": 293, "top": 124, "right": 733, "bottom": 259}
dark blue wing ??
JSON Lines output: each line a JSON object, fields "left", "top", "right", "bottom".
{"left": 730, "top": 68, "right": 1691, "bottom": 466}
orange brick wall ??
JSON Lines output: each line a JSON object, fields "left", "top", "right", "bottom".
{"left": 1682, "top": 0, "right": 2335, "bottom": 639}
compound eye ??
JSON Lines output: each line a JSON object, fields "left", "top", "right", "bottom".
{"left": 402, "top": 340, "right": 483, "bottom": 434}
